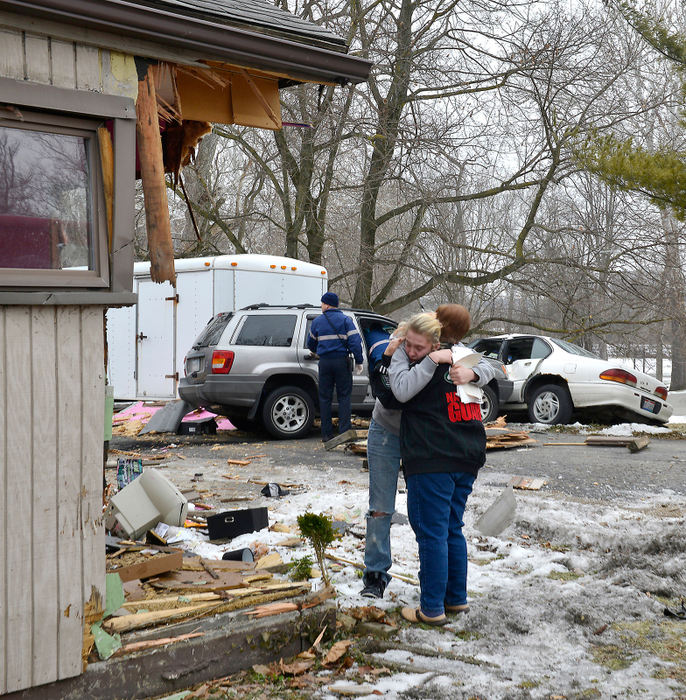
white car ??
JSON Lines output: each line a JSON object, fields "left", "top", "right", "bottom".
{"left": 469, "top": 334, "right": 672, "bottom": 425}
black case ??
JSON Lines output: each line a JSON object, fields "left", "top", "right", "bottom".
{"left": 207, "top": 507, "right": 269, "bottom": 540}
{"left": 177, "top": 417, "right": 217, "bottom": 435}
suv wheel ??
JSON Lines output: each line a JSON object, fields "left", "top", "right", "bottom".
{"left": 261, "top": 386, "right": 315, "bottom": 439}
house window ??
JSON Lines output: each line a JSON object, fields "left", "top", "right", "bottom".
{"left": 0, "top": 111, "right": 108, "bottom": 287}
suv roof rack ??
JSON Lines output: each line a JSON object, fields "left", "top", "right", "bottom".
{"left": 239, "top": 303, "right": 317, "bottom": 310}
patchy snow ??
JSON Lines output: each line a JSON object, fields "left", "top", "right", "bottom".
{"left": 598, "top": 422, "right": 672, "bottom": 436}
{"left": 155, "top": 453, "right": 686, "bottom": 699}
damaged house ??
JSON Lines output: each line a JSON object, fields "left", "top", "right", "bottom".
{"left": 0, "top": 1, "right": 370, "bottom": 695}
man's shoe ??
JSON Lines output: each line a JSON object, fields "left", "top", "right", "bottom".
{"left": 361, "top": 573, "right": 387, "bottom": 599}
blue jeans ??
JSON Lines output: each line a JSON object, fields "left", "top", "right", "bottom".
{"left": 318, "top": 354, "right": 352, "bottom": 439}
{"left": 406, "top": 471, "right": 476, "bottom": 617}
{"left": 363, "top": 419, "right": 402, "bottom": 584}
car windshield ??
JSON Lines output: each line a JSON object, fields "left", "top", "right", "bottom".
{"left": 550, "top": 338, "right": 599, "bottom": 358}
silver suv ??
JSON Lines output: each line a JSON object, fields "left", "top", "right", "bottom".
{"left": 179, "top": 305, "right": 397, "bottom": 439}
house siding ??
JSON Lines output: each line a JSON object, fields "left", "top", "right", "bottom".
{"left": 0, "top": 306, "right": 105, "bottom": 694}
{"left": 0, "top": 25, "right": 138, "bottom": 97}
{"left": 0, "top": 28, "right": 135, "bottom": 694}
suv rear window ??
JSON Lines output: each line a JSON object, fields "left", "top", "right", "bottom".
{"left": 235, "top": 315, "right": 297, "bottom": 347}
{"left": 193, "top": 312, "right": 233, "bottom": 348}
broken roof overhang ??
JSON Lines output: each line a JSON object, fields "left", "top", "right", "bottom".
{"left": 4, "top": 0, "right": 372, "bottom": 86}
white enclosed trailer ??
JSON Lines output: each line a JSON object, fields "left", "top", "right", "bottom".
{"left": 107, "top": 254, "right": 328, "bottom": 400}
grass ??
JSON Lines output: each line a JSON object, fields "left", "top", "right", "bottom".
{"left": 547, "top": 570, "right": 582, "bottom": 581}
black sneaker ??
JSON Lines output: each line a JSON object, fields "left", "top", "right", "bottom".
{"left": 361, "top": 573, "right": 387, "bottom": 599}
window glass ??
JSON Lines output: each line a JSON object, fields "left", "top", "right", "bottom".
{"left": 0, "top": 123, "right": 93, "bottom": 270}
{"left": 531, "top": 338, "right": 552, "bottom": 359}
{"left": 471, "top": 339, "right": 502, "bottom": 359}
{"left": 193, "top": 312, "right": 233, "bottom": 348}
{"left": 551, "top": 338, "right": 598, "bottom": 358}
{"left": 506, "top": 338, "right": 534, "bottom": 362}
{"left": 304, "top": 315, "right": 317, "bottom": 348}
{"left": 235, "top": 315, "right": 296, "bottom": 347}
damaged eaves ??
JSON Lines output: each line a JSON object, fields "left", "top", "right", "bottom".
{"left": 3, "top": 0, "right": 372, "bottom": 86}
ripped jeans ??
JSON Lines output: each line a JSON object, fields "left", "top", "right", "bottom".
{"left": 363, "top": 418, "right": 402, "bottom": 585}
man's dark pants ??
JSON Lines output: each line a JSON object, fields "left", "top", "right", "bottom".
{"left": 318, "top": 354, "right": 353, "bottom": 440}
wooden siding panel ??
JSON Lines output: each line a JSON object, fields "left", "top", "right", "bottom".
{"left": 24, "top": 34, "right": 50, "bottom": 84}
{"left": 55, "top": 307, "right": 84, "bottom": 681}
{"left": 80, "top": 308, "right": 105, "bottom": 614}
{"left": 0, "top": 28, "right": 24, "bottom": 80}
{"left": 31, "top": 307, "right": 59, "bottom": 686}
{"left": 75, "top": 44, "right": 101, "bottom": 92}
{"left": 4, "top": 307, "right": 33, "bottom": 693}
{"left": 51, "top": 39, "right": 76, "bottom": 89}
{"left": 0, "top": 308, "right": 6, "bottom": 694}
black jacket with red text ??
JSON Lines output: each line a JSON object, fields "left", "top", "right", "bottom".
{"left": 399, "top": 363, "right": 486, "bottom": 477}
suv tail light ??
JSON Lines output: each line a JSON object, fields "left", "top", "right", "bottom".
{"left": 655, "top": 386, "right": 668, "bottom": 401}
{"left": 211, "top": 350, "right": 234, "bottom": 374}
{"left": 599, "top": 368, "right": 637, "bottom": 387}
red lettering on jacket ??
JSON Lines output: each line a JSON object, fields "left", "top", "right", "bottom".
{"left": 445, "top": 391, "right": 483, "bottom": 423}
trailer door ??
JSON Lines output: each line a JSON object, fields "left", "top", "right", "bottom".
{"left": 136, "top": 278, "right": 176, "bottom": 398}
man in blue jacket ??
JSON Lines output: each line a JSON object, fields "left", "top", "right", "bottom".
{"left": 308, "top": 292, "right": 364, "bottom": 442}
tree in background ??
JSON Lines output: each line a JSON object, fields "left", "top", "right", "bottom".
{"left": 579, "top": 0, "right": 686, "bottom": 387}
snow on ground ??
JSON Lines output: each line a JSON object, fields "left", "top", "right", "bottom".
{"left": 163, "top": 446, "right": 686, "bottom": 700}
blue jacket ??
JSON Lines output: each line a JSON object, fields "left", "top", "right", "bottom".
{"left": 364, "top": 326, "right": 391, "bottom": 367}
{"left": 308, "top": 309, "right": 363, "bottom": 363}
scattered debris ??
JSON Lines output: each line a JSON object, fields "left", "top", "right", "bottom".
{"left": 207, "top": 506, "right": 268, "bottom": 540}
{"left": 509, "top": 476, "right": 547, "bottom": 490}
{"left": 261, "top": 482, "right": 290, "bottom": 498}
{"left": 544, "top": 435, "right": 650, "bottom": 452}
{"left": 106, "top": 547, "right": 183, "bottom": 583}
{"left": 325, "top": 429, "right": 367, "bottom": 451}
{"left": 105, "top": 469, "right": 188, "bottom": 540}
{"left": 475, "top": 486, "right": 516, "bottom": 536}
{"left": 325, "top": 553, "right": 418, "bottom": 585}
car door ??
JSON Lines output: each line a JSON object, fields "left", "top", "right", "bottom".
{"left": 503, "top": 337, "right": 551, "bottom": 402}
{"left": 296, "top": 312, "right": 320, "bottom": 384}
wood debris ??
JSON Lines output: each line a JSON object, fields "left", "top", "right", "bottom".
{"left": 325, "top": 553, "right": 418, "bottom": 585}
{"left": 227, "top": 458, "right": 252, "bottom": 466}
{"left": 486, "top": 431, "right": 537, "bottom": 450}
{"left": 106, "top": 549, "right": 183, "bottom": 583}
{"left": 245, "top": 602, "right": 298, "bottom": 619}
{"left": 116, "top": 631, "right": 205, "bottom": 655}
{"left": 324, "top": 429, "right": 367, "bottom": 451}
{"left": 508, "top": 476, "right": 547, "bottom": 490}
{"left": 544, "top": 435, "right": 650, "bottom": 453}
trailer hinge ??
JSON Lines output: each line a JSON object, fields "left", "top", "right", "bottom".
{"left": 165, "top": 294, "right": 180, "bottom": 303}
{"left": 165, "top": 372, "right": 179, "bottom": 381}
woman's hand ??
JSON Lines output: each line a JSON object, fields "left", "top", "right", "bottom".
{"left": 383, "top": 336, "right": 403, "bottom": 356}
{"left": 450, "top": 365, "right": 477, "bottom": 385}
{"left": 428, "top": 348, "right": 453, "bottom": 364}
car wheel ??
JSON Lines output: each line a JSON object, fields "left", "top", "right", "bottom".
{"left": 261, "top": 386, "right": 315, "bottom": 439}
{"left": 480, "top": 383, "right": 499, "bottom": 424}
{"left": 528, "top": 384, "right": 573, "bottom": 425}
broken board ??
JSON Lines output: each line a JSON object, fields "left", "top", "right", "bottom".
{"left": 324, "top": 429, "right": 367, "bottom": 451}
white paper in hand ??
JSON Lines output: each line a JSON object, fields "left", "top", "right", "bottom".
{"left": 451, "top": 345, "right": 482, "bottom": 368}
{"left": 451, "top": 345, "right": 484, "bottom": 404}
